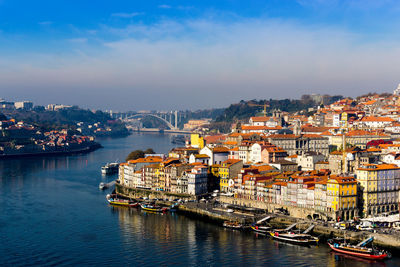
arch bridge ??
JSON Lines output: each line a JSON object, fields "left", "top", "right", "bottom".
{"left": 124, "top": 113, "right": 178, "bottom": 130}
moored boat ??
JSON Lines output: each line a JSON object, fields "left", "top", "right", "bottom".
{"left": 269, "top": 231, "right": 319, "bottom": 245}
{"left": 101, "top": 162, "right": 119, "bottom": 175}
{"left": 250, "top": 224, "right": 271, "bottom": 234}
{"left": 140, "top": 203, "right": 168, "bottom": 212}
{"left": 327, "top": 237, "right": 391, "bottom": 261}
{"left": 106, "top": 194, "right": 139, "bottom": 207}
{"left": 223, "top": 221, "right": 244, "bottom": 230}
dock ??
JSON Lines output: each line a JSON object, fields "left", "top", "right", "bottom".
{"left": 176, "top": 202, "right": 400, "bottom": 251}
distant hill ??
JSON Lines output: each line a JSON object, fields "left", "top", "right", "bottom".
{"left": 2, "top": 107, "right": 129, "bottom": 136}
{"left": 215, "top": 94, "right": 343, "bottom": 123}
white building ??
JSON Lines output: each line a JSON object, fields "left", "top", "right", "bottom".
{"left": 358, "top": 116, "right": 395, "bottom": 129}
{"left": 393, "top": 83, "right": 400, "bottom": 95}
{"left": 297, "top": 152, "right": 325, "bottom": 171}
{"left": 14, "top": 101, "right": 33, "bottom": 110}
{"left": 250, "top": 143, "right": 262, "bottom": 163}
{"left": 187, "top": 165, "right": 208, "bottom": 195}
{"left": 249, "top": 116, "right": 279, "bottom": 127}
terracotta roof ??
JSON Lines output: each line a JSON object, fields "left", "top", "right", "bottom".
{"left": 212, "top": 147, "right": 230, "bottom": 153}
{"left": 204, "top": 134, "right": 226, "bottom": 143}
{"left": 242, "top": 125, "right": 282, "bottom": 130}
{"left": 256, "top": 165, "right": 275, "bottom": 172}
{"left": 222, "top": 159, "right": 242, "bottom": 165}
{"left": 366, "top": 147, "right": 381, "bottom": 152}
{"left": 360, "top": 116, "right": 395, "bottom": 122}
{"left": 328, "top": 176, "right": 357, "bottom": 184}
{"left": 128, "top": 156, "right": 163, "bottom": 164}
{"left": 345, "top": 130, "right": 389, "bottom": 137}
{"left": 194, "top": 154, "right": 210, "bottom": 158}
{"left": 273, "top": 181, "right": 288, "bottom": 186}
{"left": 224, "top": 141, "right": 238, "bottom": 145}
{"left": 363, "top": 100, "right": 377, "bottom": 105}
{"left": 263, "top": 146, "right": 286, "bottom": 153}
{"left": 378, "top": 144, "right": 400, "bottom": 148}
{"left": 357, "top": 163, "right": 400, "bottom": 171}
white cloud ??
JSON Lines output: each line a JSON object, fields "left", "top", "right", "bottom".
{"left": 158, "top": 4, "right": 171, "bottom": 9}
{"left": 111, "top": 12, "right": 143, "bottom": 18}
{"left": 68, "top": 38, "right": 88, "bottom": 43}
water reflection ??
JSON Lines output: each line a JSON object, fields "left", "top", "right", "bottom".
{"left": 111, "top": 205, "right": 400, "bottom": 266}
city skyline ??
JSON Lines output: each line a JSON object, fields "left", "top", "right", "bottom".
{"left": 1, "top": 0, "right": 400, "bottom": 110}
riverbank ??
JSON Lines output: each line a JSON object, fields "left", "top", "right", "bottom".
{"left": 0, "top": 142, "right": 102, "bottom": 159}
{"left": 114, "top": 184, "right": 400, "bottom": 250}
{"left": 112, "top": 188, "right": 400, "bottom": 251}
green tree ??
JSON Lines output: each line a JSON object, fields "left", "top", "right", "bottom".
{"left": 144, "top": 148, "right": 155, "bottom": 154}
{"left": 125, "top": 150, "right": 145, "bottom": 161}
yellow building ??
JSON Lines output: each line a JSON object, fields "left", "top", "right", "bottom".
{"left": 190, "top": 133, "right": 205, "bottom": 149}
{"left": 356, "top": 164, "right": 400, "bottom": 217}
{"left": 143, "top": 163, "right": 160, "bottom": 190}
{"left": 158, "top": 158, "right": 181, "bottom": 191}
{"left": 327, "top": 176, "right": 357, "bottom": 221}
{"left": 218, "top": 159, "right": 243, "bottom": 193}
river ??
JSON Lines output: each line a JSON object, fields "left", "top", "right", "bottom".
{"left": 0, "top": 132, "right": 398, "bottom": 266}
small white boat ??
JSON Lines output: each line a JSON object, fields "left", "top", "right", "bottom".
{"left": 99, "top": 182, "right": 106, "bottom": 190}
{"left": 99, "top": 180, "right": 116, "bottom": 190}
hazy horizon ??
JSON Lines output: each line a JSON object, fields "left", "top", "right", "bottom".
{"left": 1, "top": 0, "right": 400, "bottom": 111}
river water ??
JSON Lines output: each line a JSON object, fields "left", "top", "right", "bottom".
{"left": 0, "top": 132, "right": 399, "bottom": 266}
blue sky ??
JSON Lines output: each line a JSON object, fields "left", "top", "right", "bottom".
{"left": 1, "top": 0, "right": 400, "bottom": 111}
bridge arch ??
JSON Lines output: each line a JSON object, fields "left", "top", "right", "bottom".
{"left": 124, "top": 114, "right": 176, "bottom": 130}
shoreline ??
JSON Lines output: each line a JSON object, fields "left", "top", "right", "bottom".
{"left": 175, "top": 203, "right": 400, "bottom": 252}
{"left": 114, "top": 185, "right": 400, "bottom": 251}
{"left": 0, "top": 142, "right": 102, "bottom": 159}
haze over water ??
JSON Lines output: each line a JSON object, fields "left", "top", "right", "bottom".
{"left": 0, "top": 133, "right": 398, "bottom": 266}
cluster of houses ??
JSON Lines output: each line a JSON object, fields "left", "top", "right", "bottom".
{"left": 0, "top": 119, "right": 96, "bottom": 155}
{"left": 118, "top": 89, "right": 400, "bottom": 221}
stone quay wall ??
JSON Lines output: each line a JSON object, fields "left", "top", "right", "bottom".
{"left": 115, "top": 184, "right": 196, "bottom": 201}
{"left": 219, "top": 196, "right": 336, "bottom": 220}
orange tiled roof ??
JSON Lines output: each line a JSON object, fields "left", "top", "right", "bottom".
{"left": 204, "top": 134, "right": 226, "bottom": 143}
{"left": 212, "top": 146, "right": 230, "bottom": 153}
{"left": 128, "top": 156, "right": 163, "bottom": 164}
{"left": 357, "top": 163, "right": 400, "bottom": 171}
{"left": 360, "top": 116, "right": 395, "bottom": 122}
{"left": 345, "top": 130, "right": 389, "bottom": 137}
{"left": 195, "top": 154, "right": 210, "bottom": 158}
{"left": 242, "top": 125, "right": 282, "bottom": 130}
{"left": 224, "top": 141, "right": 238, "bottom": 145}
